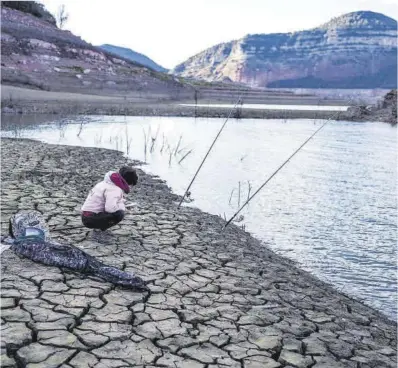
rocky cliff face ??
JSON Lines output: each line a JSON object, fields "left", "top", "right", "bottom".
{"left": 172, "top": 11, "right": 397, "bottom": 89}
{"left": 0, "top": 5, "right": 190, "bottom": 97}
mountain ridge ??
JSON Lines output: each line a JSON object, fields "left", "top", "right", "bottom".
{"left": 172, "top": 11, "right": 397, "bottom": 89}
{"left": 98, "top": 44, "right": 168, "bottom": 73}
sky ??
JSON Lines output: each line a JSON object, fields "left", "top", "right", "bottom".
{"left": 40, "top": 0, "right": 398, "bottom": 69}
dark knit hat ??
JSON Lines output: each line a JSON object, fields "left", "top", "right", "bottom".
{"left": 119, "top": 166, "right": 138, "bottom": 186}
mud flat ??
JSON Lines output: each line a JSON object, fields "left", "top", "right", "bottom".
{"left": 0, "top": 138, "right": 396, "bottom": 368}
{"left": 1, "top": 85, "right": 356, "bottom": 121}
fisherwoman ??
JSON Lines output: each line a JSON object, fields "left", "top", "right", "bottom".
{"left": 81, "top": 166, "right": 138, "bottom": 231}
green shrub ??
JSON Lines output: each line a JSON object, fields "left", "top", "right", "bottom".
{"left": 2, "top": 1, "right": 56, "bottom": 25}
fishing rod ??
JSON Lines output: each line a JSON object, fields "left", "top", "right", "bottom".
{"left": 178, "top": 93, "right": 244, "bottom": 208}
{"left": 223, "top": 104, "right": 351, "bottom": 230}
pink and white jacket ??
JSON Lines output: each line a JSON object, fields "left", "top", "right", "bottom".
{"left": 81, "top": 171, "right": 130, "bottom": 214}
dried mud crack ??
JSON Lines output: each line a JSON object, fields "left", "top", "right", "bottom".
{"left": 1, "top": 138, "right": 396, "bottom": 368}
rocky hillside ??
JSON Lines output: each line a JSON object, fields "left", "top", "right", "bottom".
{"left": 0, "top": 3, "right": 190, "bottom": 97}
{"left": 348, "top": 89, "right": 397, "bottom": 124}
{"left": 172, "top": 11, "right": 397, "bottom": 89}
{"left": 99, "top": 44, "right": 167, "bottom": 73}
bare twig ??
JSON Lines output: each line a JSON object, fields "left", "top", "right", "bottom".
{"left": 143, "top": 127, "right": 148, "bottom": 160}
{"left": 178, "top": 149, "right": 193, "bottom": 164}
{"left": 229, "top": 188, "right": 235, "bottom": 205}
{"left": 150, "top": 125, "right": 160, "bottom": 153}
{"left": 77, "top": 121, "right": 84, "bottom": 137}
{"left": 125, "top": 124, "right": 132, "bottom": 155}
{"left": 247, "top": 180, "right": 252, "bottom": 202}
{"left": 160, "top": 133, "right": 165, "bottom": 153}
{"left": 174, "top": 135, "right": 182, "bottom": 156}
{"left": 238, "top": 181, "right": 241, "bottom": 207}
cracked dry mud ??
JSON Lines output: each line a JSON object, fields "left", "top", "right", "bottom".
{"left": 1, "top": 138, "right": 396, "bottom": 368}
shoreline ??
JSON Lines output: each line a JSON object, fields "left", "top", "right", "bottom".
{"left": 0, "top": 101, "right": 362, "bottom": 121}
{"left": 2, "top": 100, "right": 386, "bottom": 123}
{"left": 2, "top": 85, "right": 391, "bottom": 123}
{"left": 1, "top": 138, "right": 396, "bottom": 367}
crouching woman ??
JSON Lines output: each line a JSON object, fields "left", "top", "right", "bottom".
{"left": 81, "top": 166, "right": 138, "bottom": 231}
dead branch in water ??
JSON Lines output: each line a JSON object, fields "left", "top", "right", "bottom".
{"left": 238, "top": 181, "right": 241, "bottom": 207}
{"left": 142, "top": 127, "right": 148, "bottom": 161}
{"left": 174, "top": 135, "right": 182, "bottom": 156}
{"left": 150, "top": 125, "right": 160, "bottom": 153}
{"left": 247, "top": 180, "right": 252, "bottom": 203}
{"left": 125, "top": 124, "right": 132, "bottom": 155}
{"left": 229, "top": 188, "right": 235, "bottom": 205}
{"left": 178, "top": 149, "right": 193, "bottom": 164}
{"left": 160, "top": 133, "right": 166, "bottom": 153}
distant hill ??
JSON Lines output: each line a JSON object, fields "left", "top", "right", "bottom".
{"left": 99, "top": 44, "right": 168, "bottom": 73}
{"left": 172, "top": 11, "right": 397, "bottom": 89}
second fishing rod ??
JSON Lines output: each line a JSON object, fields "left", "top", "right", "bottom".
{"left": 223, "top": 103, "right": 352, "bottom": 230}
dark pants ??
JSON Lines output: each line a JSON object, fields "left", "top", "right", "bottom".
{"left": 81, "top": 211, "right": 125, "bottom": 231}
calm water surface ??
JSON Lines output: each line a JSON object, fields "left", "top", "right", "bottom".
{"left": 2, "top": 115, "right": 396, "bottom": 319}
{"left": 179, "top": 103, "right": 348, "bottom": 111}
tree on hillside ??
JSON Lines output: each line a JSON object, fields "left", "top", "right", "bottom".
{"left": 56, "top": 4, "right": 69, "bottom": 29}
